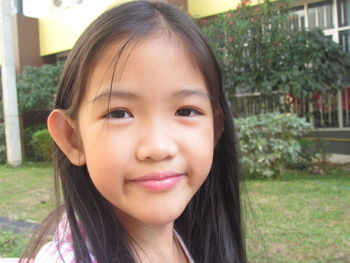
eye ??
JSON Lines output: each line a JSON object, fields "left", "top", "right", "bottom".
{"left": 175, "top": 107, "right": 202, "bottom": 117}
{"left": 105, "top": 109, "right": 133, "bottom": 119}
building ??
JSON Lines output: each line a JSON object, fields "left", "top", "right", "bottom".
{"left": 4, "top": 0, "right": 350, "bottom": 160}
{"left": 12, "top": 0, "right": 239, "bottom": 72}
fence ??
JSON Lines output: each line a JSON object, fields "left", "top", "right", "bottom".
{"left": 233, "top": 87, "right": 350, "bottom": 129}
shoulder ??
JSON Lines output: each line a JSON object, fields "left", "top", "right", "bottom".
{"left": 33, "top": 238, "right": 97, "bottom": 263}
{"left": 33, "top": 214, "right": 96, "bottom": 263}
{"left": 33, "top": 240, "right": 75, "bottom": 263}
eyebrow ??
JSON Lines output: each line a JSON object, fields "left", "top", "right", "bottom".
{"left": 172, "top": 88, "right": 211, "bottom": 101}
{"left": 90, "top": 88, "right": 211, "bottom": 103}
{"left": 90, "top": 90, "right": 138, "bottom": 103}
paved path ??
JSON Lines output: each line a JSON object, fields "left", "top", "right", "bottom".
{"left": 0, "top": 216, "right": 38, "bottom": 234}
{"left": 0, "top": 259, "right": 19, "bottom": 263}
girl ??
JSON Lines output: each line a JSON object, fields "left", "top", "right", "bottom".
{"left": 21, "top": 1, "right": 246, "bottom": 262}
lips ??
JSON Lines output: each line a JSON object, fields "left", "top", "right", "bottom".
{"left": 128, "top": 171, "right": 184, "bottom": 191}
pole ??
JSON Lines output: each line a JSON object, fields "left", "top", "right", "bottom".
{"left": 0, "top": 0, "right": 22, "bottom": 167}
{"left": 16, "top": 0, "right": 23, "bottom": 15}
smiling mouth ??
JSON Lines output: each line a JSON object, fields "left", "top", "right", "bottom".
{"left": 128, "top": 172, "right": 184, "bottom": 191}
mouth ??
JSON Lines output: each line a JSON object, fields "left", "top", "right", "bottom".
{"left": 127, "top": 171, "right": 184, "bottom": 191}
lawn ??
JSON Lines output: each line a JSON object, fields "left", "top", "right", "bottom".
{"left": 0, "top": 231, "right": 30, "bottom": 258}
{"left": 0, "top": 163, "right": 349, "bottom": 262}
{"left": 245, "top": 165, "right": 350, "bottom": 263}
{"left": 0, "top": 162, "right": 54, "bottom": 258}
{"left": 0, "top": 162, "right": 55, "bottom": 222}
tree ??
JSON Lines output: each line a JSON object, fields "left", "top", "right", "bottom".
{"left": 17, "top": 63, "right": 63, "bottom": 112}
{"left": 199, "top": 0, "right": 350, "bottom": 100}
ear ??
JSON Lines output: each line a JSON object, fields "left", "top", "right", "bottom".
{"left": 47, "top": 109, "right": 86, "bottom": 166}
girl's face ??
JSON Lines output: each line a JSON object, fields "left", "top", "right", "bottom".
{"left": 77, "top": 35, "right": 214, "bottom": 227}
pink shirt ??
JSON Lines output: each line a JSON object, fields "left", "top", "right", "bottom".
{"left": 33, "top": 215, "right": 194, "bottom": 263}
{"left": 33, "top": 215, "right": 96, "bottom": 263}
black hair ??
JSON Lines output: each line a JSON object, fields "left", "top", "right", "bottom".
{"left": 21, "top": 1, "right": 246, "bottom": 262}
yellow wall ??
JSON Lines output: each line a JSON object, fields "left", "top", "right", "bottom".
{"left": 39, "top": 0, "right": 253, "bottom": 56}
{"left": 188, "top": 0, "right": 238, "bottom": 18}
{"left": 189, "top": 0, "right": 265, "bottom": 18}
{"left": 39, "top": 4, "right": 108, "bottom": 56}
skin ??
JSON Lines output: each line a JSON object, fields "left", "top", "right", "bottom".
{"left": 49, "top": 34, "right": 214, "bottom": 262}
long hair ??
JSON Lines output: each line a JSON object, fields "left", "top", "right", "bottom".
{"left": 21, "top": 1, "right": 246, "bottom": 262}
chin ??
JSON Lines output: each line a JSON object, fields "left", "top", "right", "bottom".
{"left": 138, "top": 207, "right": 185, "bottom": 227}
{"left": 150, "top": 214, "right": 182, "bottom": 226}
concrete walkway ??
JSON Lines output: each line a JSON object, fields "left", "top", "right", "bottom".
{"left": 0, "top": 216, "right": 38, "bottom": 234}
{"left": 0, "top": 259, "right": 19, "bottom": 263}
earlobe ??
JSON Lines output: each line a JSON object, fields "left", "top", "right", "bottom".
{"left": 47, "top": 109, "right": 86, "bottom": 166}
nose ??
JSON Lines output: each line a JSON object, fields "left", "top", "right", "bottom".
{"left": 136, "top": 121, "right": 178, "bottom": 161}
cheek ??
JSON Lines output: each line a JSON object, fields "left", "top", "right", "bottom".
{"left": 81, "top": 132, "right": 133, "bottom": 197}
{"left": 182, "top": 122, "right": 214, "bottom": 186}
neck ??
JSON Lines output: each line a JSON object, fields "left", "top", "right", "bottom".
{"left": 117, "top": 215, "right": 187, "bottom": 263}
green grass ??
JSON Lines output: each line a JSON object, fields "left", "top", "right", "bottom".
{"left": 244, "top": 165, "right": 350, "bottom": 263}
{"left": 0, "top": 162, "right": 54, "bottom": 258}
{"left": 0, "top": 163, "right": 349, "bottom": 261}
{"left": 0, "top": 162, "right": 55, "bottom": 222}
{"left": 0, "top": 231, "right": 30, "bottom": 257}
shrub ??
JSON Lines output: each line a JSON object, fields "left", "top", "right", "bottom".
{"left": 0, "top": 74, "right": 3, "bottom": 122}
{"left": 23, "top": 124, "right": 46, "bottom": 160}
{"left": 17, "top": 63, "right": 63, "bottom": 113}
{"left": 0, "top": 123, "right": 6, "bottom": 164}
{"left": 236, "top": 113, "right": 311, "bottom": 178}
{"left": 292, "top": 138, "right": 329, "bottom": 174}
{"left": 30, "top": 129, "right": 53, "bottom": 161}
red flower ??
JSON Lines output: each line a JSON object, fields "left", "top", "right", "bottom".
{"left": 250, "top": 17, "right": 255, "bottom": 23}
{"left": 199, "top": 19, "right": 208, "bottom": 24}
{"left": 229, "top": 21, "right": 234, "bottom": 25}
{"left": 226, "top": 13, "right": 231, "bottom": 18}
{"left": 242, "top": 0, "right": 250, "bottom": 6}
{"left": 227, "top": 36, "right": 234, "bottom": 42}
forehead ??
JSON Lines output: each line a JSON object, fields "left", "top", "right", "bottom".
{"left": 84, "top": 34, "right": 205, "bottom": 99}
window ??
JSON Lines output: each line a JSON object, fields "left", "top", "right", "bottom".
{"left": 289, "top": 6, "right": 306, "bottom": 29}
{"left": 308, "top": 0, "right": 334, "bottom": 29}
{"left": 339, "top": 30, "right": 350, "bottom": 53}
{"left": 338, "top": 0, "right": 350, "bottom": 26}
